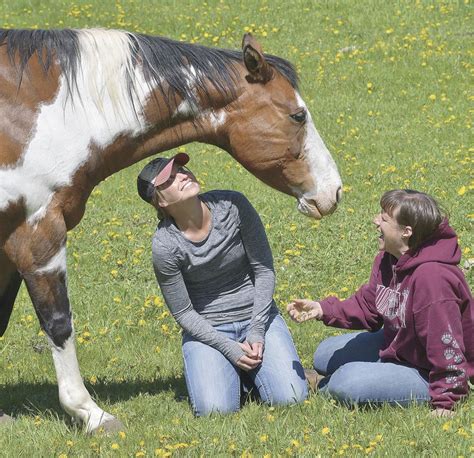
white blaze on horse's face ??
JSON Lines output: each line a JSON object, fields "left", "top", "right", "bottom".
{"left": 294, "top": 92, "right": 342, "bottom": 218}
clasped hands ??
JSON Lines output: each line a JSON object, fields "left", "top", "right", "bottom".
{"left": 236, "top": 341, "right": 263, "bottom": 371}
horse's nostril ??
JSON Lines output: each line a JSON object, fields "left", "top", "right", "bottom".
{"left": 336, "top": 186, "right": 343, "bottom": 203}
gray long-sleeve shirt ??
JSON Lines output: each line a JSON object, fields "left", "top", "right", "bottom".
{"left": 152, "top": 190, "right": 277, "bottom": 364}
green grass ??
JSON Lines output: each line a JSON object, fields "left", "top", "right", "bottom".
{"left": 0, "top": 0, "right": 473, "bottom": 456}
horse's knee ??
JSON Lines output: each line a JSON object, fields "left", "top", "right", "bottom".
{"left": 41, "top": 311, "right": 73, "bottom": 347}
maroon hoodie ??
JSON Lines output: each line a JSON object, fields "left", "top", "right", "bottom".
{"left": 320, "top": 220, "right": 473, "bottom": 410}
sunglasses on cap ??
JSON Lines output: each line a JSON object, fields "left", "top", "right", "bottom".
{"left": 154, "top": 166, "right": 192, "bottom": 191}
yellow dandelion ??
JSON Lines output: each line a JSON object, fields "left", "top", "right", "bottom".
{"left": 111, "top": 443, "right": 120, "bottom": 450}
{"left": 260, "top": 434, "right": 268, "bottom": 442}
{"left": 457, "top": 186, "right": 466, "bottom": 196}
{"left": 429, "top": 94, "right": 436, "bottom": 101}
{"left": 321, "top": 426, "right": 330, "bottom": 435}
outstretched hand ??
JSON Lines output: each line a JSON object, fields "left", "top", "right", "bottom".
{"left": 287, "top": 299, "right": 323, "bottom": 323}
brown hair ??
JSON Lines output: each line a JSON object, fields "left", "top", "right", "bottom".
{"left": 380, "top": 189, "right": 445, "bottom": 250}
{"left": 151, "top": 191, "right": 167, "bottom": 221}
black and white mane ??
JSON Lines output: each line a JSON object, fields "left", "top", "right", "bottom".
{"left": 0, "top": 28, "right": 298, "bottom": 113}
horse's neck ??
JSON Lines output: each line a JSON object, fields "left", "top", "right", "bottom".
{"left": 95, "top": 79, "right": 238, "bottom": 180}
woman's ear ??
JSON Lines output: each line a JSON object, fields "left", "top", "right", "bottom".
{"left": 152, "top": 191, "right": 166, "bottom": 209}
{"left": 402, "top": 225, "right": 413, "bottom": 240}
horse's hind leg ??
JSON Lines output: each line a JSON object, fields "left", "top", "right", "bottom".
{"left": 0, "top": 252, "right": 21, "bottom": 424}
{"left": 0, "top": 251, "right": 22, "bottom": 336}
{"left": 7, "top": 214, "right": 123, "bottom": 433}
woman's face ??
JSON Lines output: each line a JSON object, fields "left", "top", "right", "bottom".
{"left": 373, "top": 208, "right": 411, "bottom": 258}
{"left": 155, "top": 164, "right": 200, "bottom": 209}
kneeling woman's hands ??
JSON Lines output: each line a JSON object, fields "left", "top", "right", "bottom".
{"left": 287, "top": 299, "right": 323, "bottom": 322}
{"left": 236, "top": 341, "right": 263, "bottom": 371}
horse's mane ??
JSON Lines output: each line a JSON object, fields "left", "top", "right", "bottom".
{"left": 0, "top": 28, "right": 298, "bottom": 114}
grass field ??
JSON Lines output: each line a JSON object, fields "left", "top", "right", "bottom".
{"left": 0, "top": 0, "right": 473, "bottom": 456}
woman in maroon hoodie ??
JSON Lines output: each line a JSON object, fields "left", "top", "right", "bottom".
{"left": 287, "top": 189, "right": 473, "bottom": 416}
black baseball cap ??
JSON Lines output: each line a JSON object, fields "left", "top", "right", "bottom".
{"left": 137, "top": 152, "right": 190, "bottom": 203}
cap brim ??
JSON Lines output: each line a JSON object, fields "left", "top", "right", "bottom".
{"left": 152, "top": 152, "right": 190, "bottom": 187}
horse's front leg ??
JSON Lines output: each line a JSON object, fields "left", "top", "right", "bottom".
{"left": 9, "top": 216, "right": 124, "bottom": 433}
{"left": 23, "top": 255, "right": 123, "bottom": 433}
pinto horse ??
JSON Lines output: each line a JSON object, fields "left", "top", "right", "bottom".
{"left": 0, "top": 28, "right": 342, "bottom": 432}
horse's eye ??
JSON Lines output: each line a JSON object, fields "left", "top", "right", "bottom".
{"left": 290, "top": 110, "right": 307, "bottom": 123}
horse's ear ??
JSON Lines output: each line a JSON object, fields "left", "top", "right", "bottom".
{"left": 242, "top": 33, "right": 274, "bottom": 84}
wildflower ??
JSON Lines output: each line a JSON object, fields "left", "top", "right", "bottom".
{"left": 260, "top": 434, "right": 268, "bottom": 442}
{"left": 457, "top": 186, "right": 466, "bottom": 196}
{"left": 321, "top": 426, "right": 330, "bottom": 435}
{"left": 111, "top": 443, "right": 120, "bottom": 450}
{"left": 119, "top": 431, "right": 126, "bottom": 439}
{"left": 429, "top": 94, "right": 436, "bottom": 101}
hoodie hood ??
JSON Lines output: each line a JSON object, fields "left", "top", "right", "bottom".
{"left": 396, "top": 219, "right": 461, "bottom": 272}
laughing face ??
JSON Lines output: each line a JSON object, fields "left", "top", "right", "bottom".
{"left": 373, "top": 209, "right": 412, "bottom": 258}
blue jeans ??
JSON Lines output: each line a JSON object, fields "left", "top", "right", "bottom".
{"left": 313, "top": 329, "right": 430, "bottom": 407}
{"left": 182, "top": 314, "right": 308, "bottom": 416}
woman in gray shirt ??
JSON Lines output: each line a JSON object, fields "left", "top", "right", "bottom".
{"left": 137, "top": 153, "right": 307, "bottom": 416}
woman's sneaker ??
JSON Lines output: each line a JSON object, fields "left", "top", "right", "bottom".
{"left": 304, "top": 369, "right": 325, "bottom": 391}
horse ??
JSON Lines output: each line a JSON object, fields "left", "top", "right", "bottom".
{"left": 0, "top": 28, "right": 342, "bottom": 432}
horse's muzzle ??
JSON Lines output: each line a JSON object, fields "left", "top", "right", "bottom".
{"left": 297, "top": 187, "right": 342, "bottom": 219}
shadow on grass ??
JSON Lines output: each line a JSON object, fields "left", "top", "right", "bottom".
{"left": 1, "top": 375, "right": 188, "bottom": 419}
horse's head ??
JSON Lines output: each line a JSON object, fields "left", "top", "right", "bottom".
{"left": 219, "top": 35, "right": 342, "bottom": 219}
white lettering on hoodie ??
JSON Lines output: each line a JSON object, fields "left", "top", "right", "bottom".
{"left": 375, "top": 283, "right": 409, "bottom": 329}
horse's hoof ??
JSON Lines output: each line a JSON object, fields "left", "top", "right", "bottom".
{"left": 90, "top": 418, "right": 125, "bottom": 435}
{"left": 0, "top": 411, "right": 14, "bottom": 425}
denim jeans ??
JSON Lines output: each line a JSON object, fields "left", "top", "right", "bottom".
{"left": 182, "top": 314, "right": 308, "bottom": 416}
{"left": 313, "top": 329, "right": 430, "bottom": 407}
